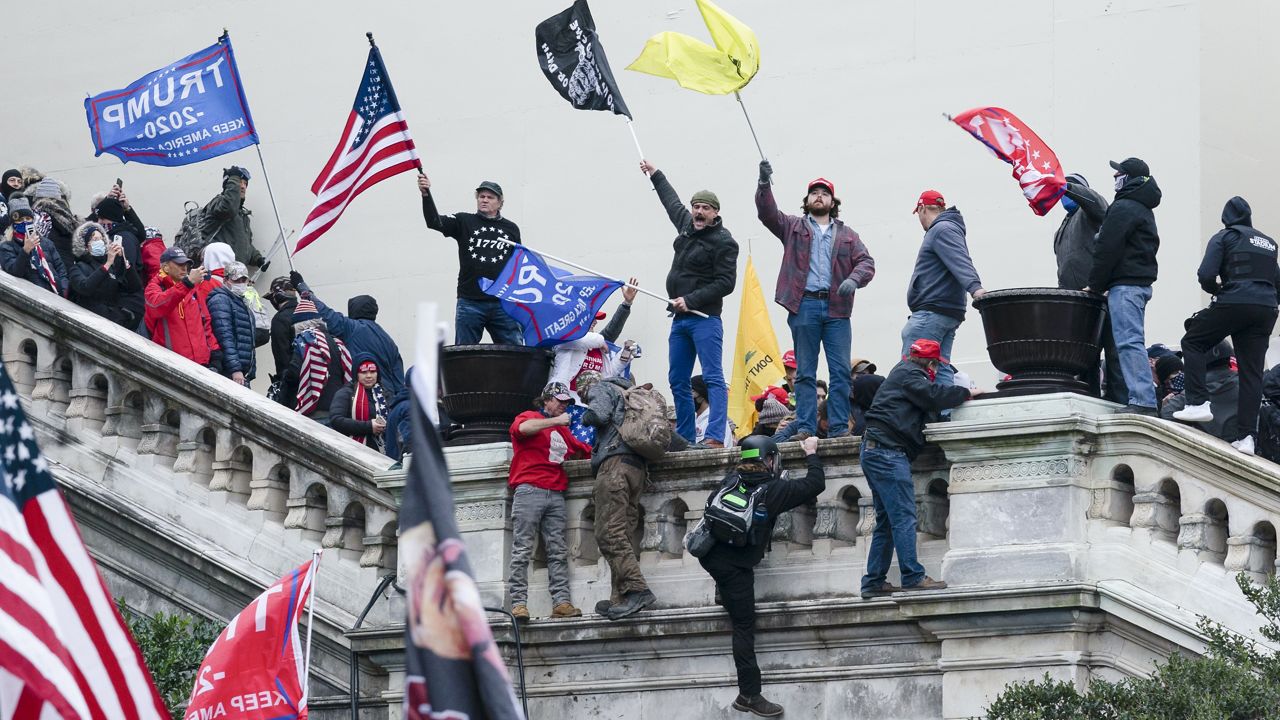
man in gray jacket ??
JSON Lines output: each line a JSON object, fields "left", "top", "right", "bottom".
{"left": 577, "top": 372, "right": 656, "bottom": 621}
{"left": 1055, "top": 174, "right": 1125, "bottom": 403}
{"left": 902, "top": 190, "right": 985, "bottom": 389}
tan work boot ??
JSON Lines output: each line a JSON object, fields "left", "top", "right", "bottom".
{"left": 900, "top": 576, "right": 947, "bottom": 592}
{"left": 511, "top": 604, "right": 530, "bottom": 621}
{"left": 551, "top": 602, "right": 582, "bottom": 618}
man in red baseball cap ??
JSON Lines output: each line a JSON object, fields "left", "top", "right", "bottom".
{"left": 755, "top": 159, "right": 875, "bottom": 442}
{"left": 902, "top": 190, "right": 986, "bottom": 396}
{"left": 858, "top": 339, "right": 979, "bottom": 599}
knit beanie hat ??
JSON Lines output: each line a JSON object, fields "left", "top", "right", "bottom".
{"left": 8, "top": 196, "right": 32, "bottom": 219}
{"left": 690, "top": 190, "right": 720, "bottom": 210}
{"left": 94, "top": 197, "right": 126, "bottom": 223}
{"left": 32, "top": 178, "right": 62, "bottom": 200}
{"left": 757, "top": 396, "right": 789, "bottom": 425}
{"left": 292, "top": 298, "right": 321, "bottom": 323}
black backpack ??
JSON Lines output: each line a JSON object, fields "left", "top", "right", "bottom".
{"left": 704, "top": 475, "right": 772, "bottom": 548}
{"left": 1257, "top": 398, "right": 1280, "bottom": 463}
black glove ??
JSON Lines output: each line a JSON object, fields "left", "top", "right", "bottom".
{"left": 758, "top": 160, "right": 773, "bottom": 185}
{"left": 224, "top": 166, "right": 251, "bottom": 182}
{"left": 289, "top": 270, "right": 304, "bottom": 289}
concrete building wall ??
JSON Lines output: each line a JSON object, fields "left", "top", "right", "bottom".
{"left": 12, "top": 0, "right": 1275, "bottom": 392}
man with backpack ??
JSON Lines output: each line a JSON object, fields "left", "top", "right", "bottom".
{"left": 577, "top": 372, "right": 672, "bottom": 620}
{"left": 696, "top": 434, "right": 825, "bottom": 718}
{"left": 178, "top": 167, "right": 267, "bottom": 270}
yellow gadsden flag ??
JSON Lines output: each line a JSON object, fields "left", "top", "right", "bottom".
{"left": 626, "top": 0, "right": 761, "bottom": 95}
{"left": 729, "top": 256, "right": 786, "bottom": 439}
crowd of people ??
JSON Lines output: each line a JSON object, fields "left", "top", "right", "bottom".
{"left": 7, "top": 152, "right": 1280, "bottom": 717}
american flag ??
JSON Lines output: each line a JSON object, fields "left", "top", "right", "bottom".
{"left": 0, "top": 363, "right": 167, "bottom": 719}
{"left": 566, "top": 404, "right": 596, "bottom": 447}
{"left": 295, "top": 44, "right": 421, "bottom": 253}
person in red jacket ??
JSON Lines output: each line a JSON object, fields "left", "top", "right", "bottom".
{"left": 139, "top": 226, "right": 166, "bottom": 290}
{"left": 144, "top": 247, "right": 214, "bottom": 367}
{"left": 507, "top": 381, "right": 592, "bottom": 621}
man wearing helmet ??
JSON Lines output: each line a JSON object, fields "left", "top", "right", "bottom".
{"left": 698, "top": 434, "right": 825, "bottom": 718}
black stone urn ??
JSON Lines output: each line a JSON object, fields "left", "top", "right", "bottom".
{"left": 440, "top": 345, "right": 553, "bottom": 446}
{"left": 972, "top": 288, "right": 1106, "bottom": 396}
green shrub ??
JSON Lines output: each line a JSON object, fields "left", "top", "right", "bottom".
{"left": 118, "top": 600, "right": 222, "bottom": 719}
{"left": 985, "top": 573, "right": 1280, "bottom": 720}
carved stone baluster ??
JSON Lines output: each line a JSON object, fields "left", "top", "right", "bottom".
{"left": 1177, "top": 512, "right": 1227, "bottom": 563}
{"left": 1130, "top": 492, "right": 1179, "bottom": 542}
{"left": 813, "top": 500, "right": 858, "bottom": 545}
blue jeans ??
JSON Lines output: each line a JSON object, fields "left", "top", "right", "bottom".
{"left": 384, "top": 398, "right": 411, "bottom": 460}
{"left": 784, "top": 297, "right": 852, "bottom": 438}
{"left": 455, "top": 297, "right": 525, "bottom": 345}
{"left": 859, "top": 443, "right": 925, "bottom": 592}
{"left": 900, "top": 310, "right": 962, "bottom": 389}
{"left": 669, "top": 315, "right": 727, "bottom": 444}
{"left": 1107, "top": 285, "right": 1156, "bottom": 408}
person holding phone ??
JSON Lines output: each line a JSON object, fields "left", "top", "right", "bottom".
{"left": 143, "top": 246, "right": 214, "bottom": 368}
{"left": 1, "top": 197, "right": 68, "bottom": 296}
{"left": 68, "top": 221, "right": 141, "bottom": 328}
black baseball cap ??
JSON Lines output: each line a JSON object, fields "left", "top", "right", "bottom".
{"left": 475, "top": 181, "right": 503, "bottom": 198}
{"left": 159, "top": 247, "right": 192, "bottom": 265}
{"left": 1109, "top": 157, "right": 1150, "bottom": 177}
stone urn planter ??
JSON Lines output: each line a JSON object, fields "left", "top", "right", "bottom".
{"left": 972, "top": 288, "right": 1106, "bottom": 397}
{"left": 440, "top": 345, "right": 553, "bottom": 446}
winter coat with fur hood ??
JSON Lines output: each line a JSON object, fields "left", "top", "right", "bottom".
{"left": 0, "top": 223, "right": 69, "bottom": 297}
{"left": 68, "top": 221, "right": 141, "bottom": 327}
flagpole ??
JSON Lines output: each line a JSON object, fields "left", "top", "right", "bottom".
{"left": 734, "top": 91, "right": 768, "bottom": 163}
{"left": 254, "top": 144, "right": 296, "bottom": 271}
{"left": 625, "top": 119, "right": 645, "bottom": 161}
{"left": 302, "top": 549, "right": 321, "bottom": 705}
{"left": 494, "top": 238, "right": 708, "bottom": 318}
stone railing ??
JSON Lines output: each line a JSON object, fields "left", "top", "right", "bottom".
{"left": 366, "top": 392, "right": 1280, "bottom": 719}
{"left": 0, "top": 271, "right": 400, "bottom": 708}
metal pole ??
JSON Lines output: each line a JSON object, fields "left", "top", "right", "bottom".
{"left": 302, "top": 549, "right": 321, "bottom": 707}
{"left": 484, "top": 607, "right": 530, "bottom": 720}
{"left": 493, "top": 238, "right": 708, "bottom": 318}
{"left": 734, "top": 91, "right": 768, "bottom": 165}
{"left": 625, "top": 119, "right": 645, "bottom": 161}
{"left": 254, "top": 144, "right": 296, "bottom": 271}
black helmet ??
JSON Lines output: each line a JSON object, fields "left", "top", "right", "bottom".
{"left": 739, "top": 435, "right": 779, "bottom": 463}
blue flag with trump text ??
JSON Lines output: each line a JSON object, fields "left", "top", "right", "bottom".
{"left": 479, "top": 246, "right": 622, "bottom": 347}
{"left": 84, "top": 35, "right": 258, "bottom": 166}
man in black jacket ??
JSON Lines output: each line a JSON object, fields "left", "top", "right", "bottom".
{"left": 699, "top": 434, "right": 825, "bottom": 718}
{"left": 266, "top": 276, "right": 300, "bottom": 405}
{"left": 1085, "top": 157, "right": 1162, "bottom": 416}
{"left": 639, "top": 159, "right": 739, "bottom": 449}
{"left": 1172, "top": 197, "right": 1279, "bottom": 455}
{"left": 418, "top": 172, "right": 524, "bottom": 345}
{"left": 860, "top": 339, "right": 976, "bottom": 600}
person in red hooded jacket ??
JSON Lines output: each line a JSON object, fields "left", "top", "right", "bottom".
{"left": 139, "top": 226, "right": 166, "bottom": 290}
{"left": 144, "top": 247, "right": 214, "bottom": 367}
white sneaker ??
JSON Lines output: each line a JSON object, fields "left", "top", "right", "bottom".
{"left": 1172, "top": 402, "right": 1214, "bottom": 423}
{"left": 1232, "top": 435, "right": 1256, "bottom": 455}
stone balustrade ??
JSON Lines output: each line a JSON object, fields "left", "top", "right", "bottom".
{"left": 0, "top": 272, "right": 401, "bottom": 709}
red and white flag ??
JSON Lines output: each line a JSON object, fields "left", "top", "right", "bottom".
{"left": 0, "top": 366, "right": 168, "bottom": 719}
{"left": 950, "top": 106, "right": 1066, "bottom": 216}
{"left": 185, "top": 555, "right": 320, "bottom": 720}
{"left": 295, "top": 43, "right": 421, "bottom": 253}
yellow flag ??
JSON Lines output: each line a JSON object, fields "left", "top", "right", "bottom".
{"left": 729, "top": 256, "right": 786, "bottom": 439}
{"left": 626, "top": 0, "right": 760, "bottom": 95}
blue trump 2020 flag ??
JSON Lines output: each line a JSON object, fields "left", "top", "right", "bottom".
{"left": 480, "top": 246, "right": 622, "bottom": 347}
{"left": 84, "top": 34, "right": 258, "bottom": 166}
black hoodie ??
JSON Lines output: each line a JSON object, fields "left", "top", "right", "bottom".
{"left": 1088, "top": 175, "right": 1162, "bottom": 290}
{"left": 1197, "top": 196, "right": 1279, "bottom": 307}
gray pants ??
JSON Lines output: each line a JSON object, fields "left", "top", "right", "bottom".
{"left": 508, "top": 484, "right": 572, "bottom": 606}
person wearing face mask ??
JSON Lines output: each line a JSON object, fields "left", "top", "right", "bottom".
{"left": 68, "top": 221, "right": 141, "bottom": 328}
{"left": 1054, "top": 174, "right": 1126, "bottom": 403}
{"left": 205, "top": 261, "right": 258, "bottom": 387}
{"left": 1085, "top": 157, "right": 1163, "bottom": 416}
{"left": 639, "top": 158, "right": 739, "bottom": 450}
{"left": 0, "top": 198, "right": 69, "bottom": 297}
{"left": 755, "top": 161, "right": 875, "bottom": 444}
{"left": 859, "top": 339, "right": 980, "bottom": 600}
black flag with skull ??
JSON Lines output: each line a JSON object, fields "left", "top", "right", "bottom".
{"left": 535, "top": 0, "right": 632, "bottom": 118}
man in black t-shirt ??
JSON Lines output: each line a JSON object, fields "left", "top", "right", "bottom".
{"left": 419, "top": 173, "right": 525, "bottom": 345}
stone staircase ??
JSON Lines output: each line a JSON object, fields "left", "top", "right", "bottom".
{"left": 6, "top": 268, "right": 1280, "bottom": 719}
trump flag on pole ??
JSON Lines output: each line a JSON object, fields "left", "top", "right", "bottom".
{"left": 184, "top": 557, "right": 319, "bottom": 720}
{"left": 84, "top": 34, "right": 258, "bottom": 166}
{"left": 949, "top": 106, "right": 1066, "bottom": 215}
{"left": 0, "top": 362, "right": 168, "bottom": 720}
{"left": 294, "top": 41, "right": 421, "bottom": 253}
{"left": 479, "top": 246, "right": 622, "bottom": 347}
